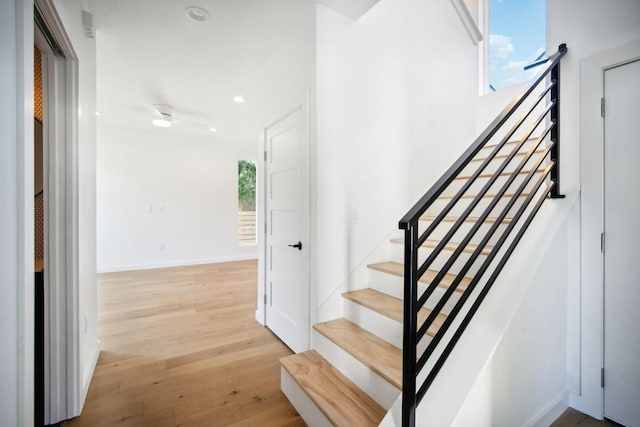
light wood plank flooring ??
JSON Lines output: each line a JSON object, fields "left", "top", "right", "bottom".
{"left": 64, "top": 260, "right": 305, "bottom": 427}
{"left": 551, "top": 408, "right": 618, "bottom": 427}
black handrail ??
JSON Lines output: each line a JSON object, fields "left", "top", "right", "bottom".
{"left": 400, "top": 44, "right": 567, "bottom": 427}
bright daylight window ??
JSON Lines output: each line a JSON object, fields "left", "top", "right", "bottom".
{"left": 237, "top": 160, "right": 257, "bottom": 245}
{"left": 488, "top": 0, "right": 546, "bottom": 92}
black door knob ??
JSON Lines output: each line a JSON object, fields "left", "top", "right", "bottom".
{"left": 288, "top": 241, "right": 302, "bottom": 250}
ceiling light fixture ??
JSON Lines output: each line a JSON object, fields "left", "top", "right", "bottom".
{"left": 233, "top": 96, "right": 245, "bottom": 103}
{"left": 152, "top": 104, "right": 173, "bottom": 128}
{"left": 152, "top": 118, "right": 172, "bottom": 128}
{"left": 209, "top": 127, "right": 217, "bottom": 132}
{"left": 186, "top": 6, "right": 211, "bottom": 23}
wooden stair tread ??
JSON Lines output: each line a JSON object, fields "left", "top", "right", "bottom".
{"left": 439, "top": 191, "right": 530, "bottom": 200}
{"left": 280, "top": 350, "right": 385, "bottom": 427}
{"left": 484, "top": 136, "right": 541, "bottom": 149}
{"left": 368, "top": 261, "right": 471, "bottom": 293}
{"left": 470, "top": 148, "right": 546, "bottom": 162}
{"left": 313, "top": 319, "right": 402, "bottom": 389}
{"left": 390, "top": 237, "right": 493, "bottom": 256}
{"left": 342, "top": 288, "right": 446, "bottom": 337}
{"left": 454, "top": 168, "right": 545, "bottom": 181}
{"left": 419, "top": 215, "right": 512, "bottom": 225}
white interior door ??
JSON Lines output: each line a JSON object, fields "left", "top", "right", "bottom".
{"left": 264, "top": 107, "right": 309, "bottom": 353}
{"left": 603, "top": 58, "right": 640, "bottom": 427}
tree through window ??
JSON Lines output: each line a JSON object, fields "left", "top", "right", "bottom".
{"left": 237, "top": 160, "right": 256, "bottom": 245}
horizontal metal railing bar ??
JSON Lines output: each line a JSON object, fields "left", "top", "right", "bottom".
{"left": 415, "top": 132, "right": 554, "bottom": 346}
{"left": 413, "top": 88, "right": 554, "bottom": 252}
{"left": 398, "top": 46, "right": 566, "bottom": 230}
{"left": 416, "top": 180, "right": 555, "bottom": 404}
{"left": 414, "top": 102, "right": 554, "bottom": 285}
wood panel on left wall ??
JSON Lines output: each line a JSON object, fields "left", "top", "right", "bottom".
{"left": 63, "top": 260, "right": 306, "bottom": 427}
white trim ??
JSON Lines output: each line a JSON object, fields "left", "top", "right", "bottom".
{"left": 524, "top": 392, "right": 568, "bottom": 427}
{"left": 16, "top": 1, "right": 36, "bottom": 425}
{"left": 80, "top": 342, "right": 100, "bottom": 405}
{"left": 256, "top": 125, "right": 267, "bottom": 326}
{"left": 576, "top": 38, "right": 640, "bottom": 420}
{"left": 450, "top": 0, "right": 482, "bottom": 45}
{"left": 478, "top": 0, "right": 490, "bottom": 95}
{"left": 35, "top": 0, "right": 83, "bottom": 422}
{"left": 97, "top": 255, "right": 258, "bottom": 274}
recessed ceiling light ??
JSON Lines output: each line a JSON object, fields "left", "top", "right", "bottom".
{"left": 233, "top": 96, "right": 245, "bottom": 103}
{"left": 209, "top": 127, "right": 217, "bottom": 132}
{"left": 186, "top": 6, "right": 211, "bottom": 23}
{"left": 95, "top": 111, "right": 101, "bottom": 116}
{"left": 152, "top": 118, "right": 172, "bottom": 128}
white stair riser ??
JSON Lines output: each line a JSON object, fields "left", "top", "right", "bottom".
{"left": 425, "top": 195, "right": 528, "bottom": 218}
{"left": 343, "top": 298, "right": 433, "bottom": 355}
{"left": 442, "top": 171, "right": 545, "bottom": 198}
{"left": 388, "top": 242, "right": 484, "bottom": 277}
{"left": 313, "top": 330, "right": 400, "bottom": 410}
{"left": 343, "top": 298, "right": 403, "bottom": 348}
{"left": 367, "top": 269, "right": 461, "bottom": 315}
{"left": 478, "top": 138, "right": 543, "bottom": 156}
{"left": 417, "top": 220, "right": 508, "bottom": 247}
{"left": 281, "top": 367, "right": 333, "bottom": 427}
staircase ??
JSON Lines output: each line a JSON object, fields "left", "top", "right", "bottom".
{"left": 279, "top": 44, "right": 567, "bottom": 426}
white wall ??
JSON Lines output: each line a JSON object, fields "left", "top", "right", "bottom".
{"left": 97, "top": 128, "right": 258, "bottom": 272}
{"left": 51, "top": 0, "right": 101, "bottom": 406}
{"left": 315, "top": 0, "right": 478, "bottom": 321}
{"left": 0, "top": 1, "right": 34, "bottom": 425}
{"left": 450, "top": 214, "right": 569, "bottom": 427}
{"left": 547, "top": 0, "right": 640, "bottom": 419}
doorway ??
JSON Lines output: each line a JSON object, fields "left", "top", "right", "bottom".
{"left": 263, "top": 105, "right": 310, "bottom": 353}
{"left": 603, "top": 58, "right": 640, "bottom": 427}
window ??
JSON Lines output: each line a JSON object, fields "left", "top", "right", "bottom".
{"left": 237, "top": 160, "right": 257, "bottom": 245}
{"left": 487, "top": 0, "right": 546, "bottom": 92}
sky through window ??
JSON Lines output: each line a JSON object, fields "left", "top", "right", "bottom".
{"left": 489, "top": 0, "right": 546, "bottom": 91}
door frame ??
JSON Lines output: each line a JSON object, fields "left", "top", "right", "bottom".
{"left": 578, "top": 38, "right": 640, "bottom": 419}
{"left": 256, "top": 93, "right": 311, "bottom": 338}
{"left": 35, "top": 0, "right": 83, "bottom": 422}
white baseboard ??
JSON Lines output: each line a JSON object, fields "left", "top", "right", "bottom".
{"left": 97, "top": 255, "right": 258, "bottom": 273}
{"left": 78, "top": 341, "right": 101, "bottom": 417}
{"left": 524, "top": 392, "right": 568, "bottom": 427}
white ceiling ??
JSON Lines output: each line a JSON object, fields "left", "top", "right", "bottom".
{"left": 92, "top": 0, "right": 312, "bottom": 144}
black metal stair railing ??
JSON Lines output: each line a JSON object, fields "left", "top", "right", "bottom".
{"left": 398, "top": 44, "right": 568, "bottom": 427}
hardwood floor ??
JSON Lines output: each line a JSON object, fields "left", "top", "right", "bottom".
{"left": 551, "top": 408, "right": 618, "bottom": 427}
{"left": 64, "top": 260, "right": 306, "bottom": 427}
